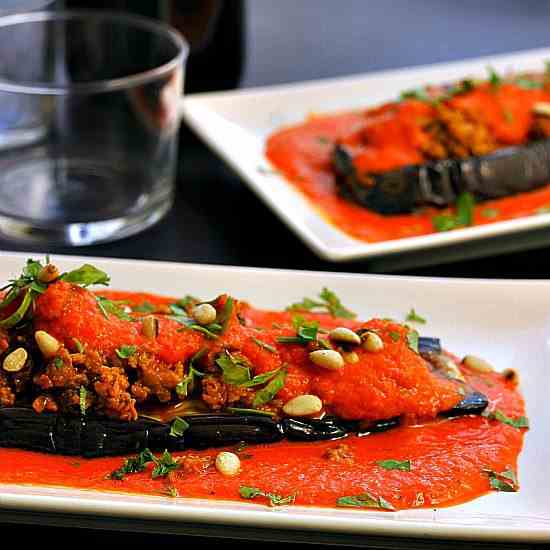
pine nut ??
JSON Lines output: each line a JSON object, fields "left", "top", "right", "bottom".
{"left": 342, "top": 351, "right": 359, "bottom": 364}
{"left": 502, "top": 368, "right": 519, "bottom": 385}
{"left": 191, "top": 303, "right": 217, "bottom": 326}
{"left": 329, "top": 327, "right": 361, "bottom": 345}
{"left": 362, "top": 332, "right": 384, "bottom": 353}
{"left": 215, "top": 451, "right": 241, "bottom": 477}
{"left": 3, "top": 348, "right": 27, "bottom": 372}
{"left": 37, "top": 264, "right": 60, "bottom": 284}
{"left": 142, "top": 316, "right": 159, "bottom": 339}
{"left": 309, "top": 349, "right": 344, "bottom": 370}
{"left": 533, "top": 102, "right": 550, "bottom": 117}
{"left": 462, "top": 355, "right": 493, "bottom": 373}
{"left": 283, "top": 394, "right": 323, "bottom": 416}
{"left": 432, "top": 354, "right": 465, "bottom": 382}
{"left": 34, "top": 330, "right": 60, "bottom": 358}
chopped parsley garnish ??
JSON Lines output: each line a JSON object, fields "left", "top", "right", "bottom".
{"left": 95, "top": 296, "right": 132, "bottom": 321}
{"left": 487, "top": 66, "right": 501, "bottom": 88}
{"left": 400, "top": 87, "right": 430, "bottom": 102}
{"left": 277, "top": 316, "right": 319, "bottom": 345}
{"left": 389, "top": 331, "right": 401, "bottom": 342}
{"left": 175, "top": 295, "right": 200, "bottom": 309}
{"left": 132, "top": 301, "right": 156, "bottom": 313}
{"left": 433, "top": 192, "right": 475, "bottom": 232}
{"left": 405, "top": 308, "right": 426, "bottom": 324}
{"left": 481, "top": 208, "right": 499, "bottom": 219}
{"left": 252, "top": 337, "right": 276, "bottom": 353}
{"left": 483, "top": 409, "right": 529, "bottom": 429}
{"left": 336, "top": 492, "right": 395, "bottom": 510}
{"left": 115, "top": 345, "right": 137, "bottom": 359}
{"left": 217, "top": 297, "right": 234, "bottom": 334}
{"left": 239, "top": 486, "right": 296, "bottom": 506}
{"left": 108, "top": 449, "right": 179, "bottom": 481}
{"left": 73, "top": 338, "right": 85, "bottom": 353}
{"left": 484, "top": 468, "right": 518, "bottom": 492}
{"left": 286, "top": 288, "right": 356, "bottom": 319}
{"left": 169, "top": 417, "right": 190, "bottom": 438}
{"left": 79, "top": 386, "right": 87, "bottom": 416}
{"left": 406, "top": 330, "right": 419, "bottom": 353}
{"left": 53, "top": 357, "right": 64, "bottom": 369}
{"left": 108, "top": 448, "right": 155, "bottom": 480}
{"left": 376, "top": 459, "right": 411, "bottom": 471}
{"left": 151, "top": 450, "right": 179, "bottom": 479}
{"left": 176, "top": 348, "right": 207, "bottom": 397}
{"left": 61, "top": 264, "right": 110, "bottom": 287}
{"left": 252, "top": 367, "right": 287, "bottom": 407}
{"left": 515, "top": 77, "right": 543, "bottom": 90}
{"left": 169, "top": 304, "right": 221, "bottom": 339}
{"left": 166, "top": 486, "right": 179, "bottom": 498}
{"left": 216, "top": 351, "right": 252, "bottom": 385}
{"left": 216, "top": 351, "right": 282, "bottom": 389}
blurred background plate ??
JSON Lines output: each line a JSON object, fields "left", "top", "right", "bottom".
{"left": 183, "top": 48, "right": 550, "bottom": 262}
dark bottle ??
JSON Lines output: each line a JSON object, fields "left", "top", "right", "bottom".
{"left": 59, "top": 0, "right": 245, "bottom": 93}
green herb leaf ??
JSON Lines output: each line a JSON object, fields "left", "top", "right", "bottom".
{"left": 481, "top": 208, "right": 499, "bottom": 219}
{"left": 151, "top": 450, "right": 179, "bottom": 479}
{"left": 243, "top": 367, "right": 282, "bottom": 388}
{"left": 73, "top": 338, "right": 85, "bottom": 353}
{"left": 239, "top": 486, "right": 296, "bottom": 506}
{"left": 389, "top": 331, "right": 401, "bottom": 342}
{"left": 456, "top": 192, "right": 475, "bottom": 226}
{"left": 483, "top": 409, "right": 529, "bottom": 429}
{"left": 433, "top": 192, "right": 475, "bottom": 232}
{"left": 79, "top": 386, "right": 88, "bottom": 416}
{"left": 484, "top": 468, "right": 518, "bottom": 492}
{"left": 169, "top": 417, "right": 190, "bottom": 438}
{"left": 54, "top": 357, "right": 64, "bottom": 369}
{"left": 400, "top": 87, "right": 430, "bottom": 102}
{"left": 61, "top": 264, "right": 110, "bottom": 287}
{"left": 132, "top": 301, "right": 156, "bottom": 313}
{"left": 176, "top": 295, "right": 200, "bottom": 309}
{"left": 0, "top": 289, "right": 33, "bottom": 328}
{"left": 407, "top": 330, "right": 419, "bottom": 353}
{"left": 217, "top": 297, "right": 234, "bottom": 334}
{"left": 252, "top": 337, "right": 277, "bottom": 353}
{"left": 252, "top": 368, "right": 287, "bottom": 407}
{"left": 376, "top": 459, "right": 411, "bottom": 471}
{"left": 216, "top": 351, "right": 252, "bottom": 385}
{"left": 95, "top": 296, "right": 132, "bottom": 321}
{"left": 516, "top": 77, "right": 543, "bottom": 90}
{"left": 405, "top": 308, "right": 426, "bottom": 324}
{"left": 277, "top": 316, "right": 319, "bottom": 345}
{"left": 337, "top": 492, "right": 395, "bottom": 510}
{"left": 176, "top": 348, "right": 207, "bottom": 397}
{"left": 108, "top": 448, "right": 155, "bottom": 480}
{"left": 115, "top": 345, "right": 137, "bottom": 359}
{"left": 487, "top": 66, "right": 501, "bottom": 88}
{"left": 286, "top": 288, "right": 356, "bottom": 319}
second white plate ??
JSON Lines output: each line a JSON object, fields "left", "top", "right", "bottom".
{"left": 183, "top": 47, "right": 550, "bottom": 262}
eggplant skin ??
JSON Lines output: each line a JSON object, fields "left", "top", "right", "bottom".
{"left": 333, "top": 140, "right": 550, "bottom": 214}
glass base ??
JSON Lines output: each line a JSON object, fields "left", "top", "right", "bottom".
{"left": 0, "top": 152, "right": 173, "bottom": 245}
{"left": 0, "top": 199, "right": 172, "bottom": 246}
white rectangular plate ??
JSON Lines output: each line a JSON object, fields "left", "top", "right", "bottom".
{"left": 0, "top": 251, "right": 548, "bottom": 542}
{"left": 183, "top": 47, "right": 550, "bottom": 262}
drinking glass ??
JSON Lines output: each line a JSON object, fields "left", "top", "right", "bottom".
{"left": 0, "top": 11, "right": 187, "bottom": 245}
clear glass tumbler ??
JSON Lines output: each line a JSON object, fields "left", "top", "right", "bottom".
{"left": 0, "top": 11, "right": 187, "bottom": 245}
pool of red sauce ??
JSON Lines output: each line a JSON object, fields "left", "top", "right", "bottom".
{"left": 265, "top": 84, "right": 550, "bottom": 243}
{"left": 0, "top": 291, "right": 527, "bottom": 510}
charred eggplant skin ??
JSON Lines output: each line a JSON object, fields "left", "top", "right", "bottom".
{"left": 334, "top": 140, "right": 550, "bottom": 214}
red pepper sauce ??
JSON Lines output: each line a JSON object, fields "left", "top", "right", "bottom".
{"left": 265, "top": 83, "right": 550, "bottom": 243}
{"left": 0, "top": 292, "right": 528, "bottom": 511}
